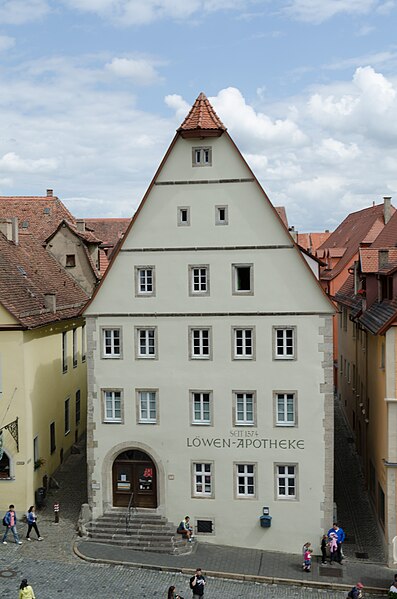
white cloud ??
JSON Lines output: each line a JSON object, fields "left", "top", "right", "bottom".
{"left": 284, "top": 0, "right": 376, "bottom": 23}
{"left": 0, "top": 152, "right": 58, "bottom": 172}
{"left": 0, "top": 0, "right": 50, "bottom": 24}
{"left": 105, "top": 58, "right": 161, "bottom": 85}
{"left": 0, "top": 35, "right": 15, "bottom": 51}
{"left": 317, "top": 138, "right": 361, "bottom": 162}
{"left": 164, "top": 94, "right": 190, "bottom": 121}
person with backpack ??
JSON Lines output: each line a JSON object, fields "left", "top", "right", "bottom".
{"left": 347, "top": 582, "right": 364, "bottom": 598}
{"left": 189, "top": 568, "right": 206, "bottom": 598}
{"left": 26, "top": 506, "right": 43, "bottom": 541}
{"left": 2, "top": 504, "right": 22, "bottom": 545}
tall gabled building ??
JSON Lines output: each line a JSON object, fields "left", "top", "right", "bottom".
{"left": 83, "top": 93, "right": 334, "bottom": 552}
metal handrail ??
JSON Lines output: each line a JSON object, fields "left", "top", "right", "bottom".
{"left": 125, "top": 492, "right": 134, "bottom": 534}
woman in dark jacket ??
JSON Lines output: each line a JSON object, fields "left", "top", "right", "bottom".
{"left": 26, "top": 506, "right": 43, "bottom": 541}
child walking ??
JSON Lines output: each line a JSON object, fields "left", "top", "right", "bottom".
{"left": 321, "top": 534, "right": 328, "bottom": 564}
{"left": 303, "top": 546, "right": 312, "bottom": 572}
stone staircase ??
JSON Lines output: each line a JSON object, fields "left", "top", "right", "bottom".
{"left": 85, "top": 508, "right": 193, "bottom": 555}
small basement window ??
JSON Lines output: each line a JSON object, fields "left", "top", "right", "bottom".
{"left": 66, "top": 254, "right": 76, "bottom": 268}
{"left": 196, "top": 519, "right": 214, "bottom": 534}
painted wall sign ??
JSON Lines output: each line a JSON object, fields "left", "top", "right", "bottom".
{"left": 186, "top": 436, "right": 305, "bottom": 449}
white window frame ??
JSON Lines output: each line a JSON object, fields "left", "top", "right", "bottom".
{"left": 189, "top": 265, "right": 209, "bottom": 296}
{"left": 273, "top": 326, "right": 296, "bottom": 360}
{"left": 137, "top": 389, "right": 158, "bottom": 424}
{"left": 135, "top": 327, "right": 157, "bottom": 359}
{"left": 191, "top": 390, "right": 212, "bottom": 425}
{"left": 178, "top": 206, "right": 190, "bottom": 226}
{"left": 189, "top": 327, "right": 212, "bottom": 360}
{"left": 103, "top": 389, "right": 123, "bottom": 423}
{"left": 235, "top": 463, "right": 256, "bottom": 498}
{"left": 192, "top": 146, "right": 212, "bottom": 167}
{"left": 275, "top": 392, "right": 297, "bottom": 427}
{"left": 233, "top": 391, "right": 256, "bottom": 426}
{"left": 275, "top": 464, "right": 298, "bottom": 500}
{"left": 232, "top": 327, "right": 255, "bottom": 360}
{"left": 232, "top": 263, "right": 254, "bottom": 295}
{"left": 215, "top": 205, "right": 228, "bottom": 225}
{"left": 192, "top": 462, "right": 214, "bottom": 497}
{"left": 64, "top": 397, "right": 70, "bottom": 435}
{"left": 102, "top": 327, "right": 122, "bottom": 359}
{"left": 135, "top": 266, "right": 155, "bottom": 296}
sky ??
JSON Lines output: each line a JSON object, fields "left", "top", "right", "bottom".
{"left": 1, "top": 1, "right": 397, "bottom": 232}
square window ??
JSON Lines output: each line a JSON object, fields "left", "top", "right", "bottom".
{"left": 137, "top": 390, "right": 158, "bottom": 424}
{"left": 236, "top": 463, "right": 256, "bottom": 497}
{"left": 191, "top": 391, "right": 212, "bottom": 425}
{"left": 136, "top": 327, "right": 157, "bottom": 359}
{"left": 234, "top": 391, "right": 255, "bottom": 426}
{"left": 232, "top": 264, "right": 253, "bottom": 295}
{"left": 275, "top": 392, "right": 296, "bottom": 426}
{"left": 274, "top": 327, "right": 296, "bottom": 360}
{"left": 178, "top": 207, "right": 190, "bottom": 226}
{"left": 192, "top": 147, "right": 212, "bottom": 167}
{"left": 103, "top": 390, "right": 123, "bottom": 423}
{"left": 193, "top": 462, "right": 213, "bottom": 496}
{"left": 190, "top": 327, "right": 212, "bottom": 359}
{"left": 233, "top": 328, "right": 254, "bottom": 359}
{"left": 189, "top": 265, "right": 209, "bottom": 295}
{"left": 276, "top": 464, "right": 297, "bottom": 500}
{"left": 66, "top": 254, "right": 76, "bottom": 268}
{"left": 102, "top": 328, "right": 121, "bottom": 358}
{"left": 135, "top": 266, "right": 155, "bottom": 296}
{"left": 215, "top": 205, "right": 228, "bottom": 225}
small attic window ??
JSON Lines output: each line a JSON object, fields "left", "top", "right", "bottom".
{"left": 66, "top": 254, "right": 76, "bottom": 268}
{"left": 178, "top": 207, "right": 190, "bottom": 226}
{"left": 193, "top": 147, "right": 212, "bottom": 167}
{"left": 22, "top": 220, "right": 29, "bottom": 229}
{"left": 17, "top": 265, "right": 27, "bottom": 276}
{"left": 44, "top": 207, "right": 51, "bottom": 215}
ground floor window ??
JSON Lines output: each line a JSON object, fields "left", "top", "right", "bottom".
{"left": 0, "top": 451, "right": 11, "bottom": 478}
{"left": 235, "top": 463, "right": 256, "bottom": 497}
{"left": 193, "top": 462, "right": 213, "bottom": 497}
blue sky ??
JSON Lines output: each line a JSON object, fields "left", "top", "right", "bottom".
{"left": 1, "top": 1, "right": 397, "bottom": 231}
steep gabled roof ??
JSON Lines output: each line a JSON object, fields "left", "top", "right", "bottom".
{"left": 370, "top": 209, "right": 397, "bottom": 248}
{"left": 45, "top": 219, "right": 101, "bottom": 245}
{"left": 178, "top": 92, "right": 226, "bottom": 137}
{"left": 84, "top": 218, "right": 130, "bottom": 249}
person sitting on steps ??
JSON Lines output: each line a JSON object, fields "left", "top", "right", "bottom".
{"left": 177, "top": 515, "right": 193, "bottom": 542}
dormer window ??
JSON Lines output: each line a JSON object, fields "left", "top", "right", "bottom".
{"left": 66, "top": 254, "right": 76, "bottom": 268}
{"left": 193, "top": 147, "right": 212, "bottom": 167}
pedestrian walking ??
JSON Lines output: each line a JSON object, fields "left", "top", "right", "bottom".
{"left": 167, "top": 585, "right": 183, "bottom": 599}
{"left": 347, "top": 582, "right": 364, "bottom": 598}
{"left": 301, "top": 541, "right": 310, "bottom": 567}
{"left": 19, "top": 578, "right": 36, "bottom": 599}
{"left": 190, "top": 568, "right": 206, "bottom": 598}
{"left": 26, "top": 506, "right": 43, "bottom": 541}
{"left": 303, "top": 546, "right": 312, "bottom": 572}
{"left": 321, "top": 534, "right": 328, "bottom": 564}
{"left": 327, "top": 522, "right": 345, "bottom": 563}
{"left": 2, "top": 504, "right": 22, "bottom": 545}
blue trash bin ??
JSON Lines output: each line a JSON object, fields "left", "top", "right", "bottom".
{"left": 259, "top": 515, "right": 272, "bottom": 528}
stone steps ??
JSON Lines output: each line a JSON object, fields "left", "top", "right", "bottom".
{"left": 86, "top": 509, "right": 193, "bottom": 555}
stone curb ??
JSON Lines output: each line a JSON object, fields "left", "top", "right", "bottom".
{"left": 73, "top": 541, "right": 386, "bottom": 595}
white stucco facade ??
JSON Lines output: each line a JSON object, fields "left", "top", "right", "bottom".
{"left": 84, "top": 109, "right": 334, "bottom": 553}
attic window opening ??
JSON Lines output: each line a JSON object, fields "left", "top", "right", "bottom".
{"left": 22, "top": 220, "right": 29, "bottom": 229}
{"left": 66, "top": 254, "right": 76, "bottom": 268}
{"left": 193, "top": 146, "right": 212, "bottom": 167}
{"left": 44, "top": 207, "right": 51, "bottom": 215}
{"left": 17, "top": 265, "right": 27, "bottom": 277}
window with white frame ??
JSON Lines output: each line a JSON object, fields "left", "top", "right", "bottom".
{"left": 138, "top": 390, "right": 157, "bottom": 424}
{"left": 233, "top": 328, "right": 254, "bottom": 359}
{"left": 190, "top": 266, "right": 209, "bottom": 295}
{"left": 178, "top": 207, "right": 190, "bottom": 226}
{"left": 102, "top": 328, "right": 121, "bottom": 358}
{"left": 103, "top": 390, "right": 122, "bottom": 423}
{"left": 64, "top": 397, "right": 70, "bottom": 435}
{"left": 274, "top": 327, "right": 295, "bottom": 359}
{"left": 135, "top": 266, "right": 155, "bottom": 296}
{"left": 234, "top": 392, "right": 255, "bottom": 425}
{"left": 190, "top": 328, "right": 211, "bottom": 359}
{"left": 232, "top": 264, "right": 253, "bottom": 294}
{"left": 193, "top": 462, "right": 213, "bottom": 496}
{"left": 215, "top": 205, "right": 228, "bottom": 225}
{"left": 276, "top": 464, "right": 297, "bottom": 499}
{"left": 192, "top": 147, "right": 212, "bottom": 166}
{"left": 136, "top": 328, "right": 156, "bottom": 358}
{"left": 276, "top": 392, "right": 296, "bottom": 426}
{"left": 73, "top": 328, "right": 78, "bottom": 367}
{"left": 236, "top": 464, "right": 255, "bottom": 497}
{"left": 192, "top": 391, "right": 211, "bottom": 425}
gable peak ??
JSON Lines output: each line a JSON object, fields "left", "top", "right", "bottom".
{"left": 178, "top": 92, "right": 226, "bottom": 138}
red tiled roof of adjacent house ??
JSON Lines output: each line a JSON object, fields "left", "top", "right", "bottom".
{"left": 0, "top": 231, "right": 88, "bottom": 328}
{"left": 370, "top": 209, "right": 397, "bottom": 248}
{"left": 296, "top": 233, "right": 310, "bottom": 250}
{"left": 0, "top": 194, "right": 76, "bottom": 242}
{"left": 360, "top": 249, "right": 380, "bottom": 273}
{"left": 84, "top": 218, "right": 130, "bottom": 248}
{"left": 178, "top": 92, "right": 226, "bottom": 133}
{"left": 310, "top": 232, "right": 331, "bottom": 251}
{"left": 275, "top": 206, "right": 288, "bottom": 228}
{"left": 317, "top": 203, "right": 393, "bottom": 281}
{"left": 45, "top": 219, "right": 101, "bottom": 246}
{"left": 362, "top": 218, "right": 386, "bottom": 245}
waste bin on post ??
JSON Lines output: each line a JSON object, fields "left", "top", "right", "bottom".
{"left": 35, "top": 486, "right": 46, "bottom": 508}
{"left": 259, "top": 515, "right": 272, "bottom": 528}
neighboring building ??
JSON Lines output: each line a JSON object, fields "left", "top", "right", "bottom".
{"left": 316, "top": 199, "right": 395, "bottom": 388}
{"left": 83, "top": 93, "right": 334, "bottom": 552}
{"left": 336, "top": 207, "right": 397, "bottom": 566}
{"left": 0, "top": 219, "right": 89, "bottom": 513}
{"left": 296, "top": 231, "right": 332, "bottom": 255}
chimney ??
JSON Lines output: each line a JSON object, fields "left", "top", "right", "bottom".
{"left": 76, "top": 219, "right": 86, "bottom": 232}
{"left": 46, "top": 189, "right": 53, "bottom": 197}
{"left": 0, "top": 218, "right": 13, "bottom": 241}
{"left": 288, "top": 225, "right": 298, "bottom": 243}
{"left": 44, "top": 293, "right": 56, "bottom": 313}
{"left": 11, "top": 217, "right": 19, "bottom": 245}
{"left": 384, "top": 196, "right": 392, "bottom": 225}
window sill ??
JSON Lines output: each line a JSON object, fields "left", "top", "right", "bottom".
{"left": 138, "top": 421, "right": 158, "bottom": 425}
{"left": 0, "top": 477, "right": 15, "bottom": 481}
{"left": 102, "top": 355, "right": 122, "bottom": 360}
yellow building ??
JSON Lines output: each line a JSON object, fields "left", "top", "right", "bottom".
{"left": 0, "top": 215, "right": 89, "bottom": 514}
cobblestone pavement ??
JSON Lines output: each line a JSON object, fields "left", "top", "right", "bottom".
{"left": 334, "top": 398, "right": 386, "bottom": 562}
{"left": 0, "top": 555, "right": 387, "bottom": 599}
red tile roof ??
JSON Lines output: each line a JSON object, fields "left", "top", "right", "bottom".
{"left": 0, "top": 231, "right": 88, "bottom": 328}
{"left": 84, "top": 218, "right": 130, "bottom": 249}
{"left": 370, "top": 209, "right": 397, "bottom": 248}
{"left": 178, "top": 92, "right": 226, "bottom": 134}
{"left": 275, "top": 206, "right": 288, "bottom": 228}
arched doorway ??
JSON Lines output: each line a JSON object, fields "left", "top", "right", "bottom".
{"left": 112, "top": 449, "right": 157, "bottom": 508}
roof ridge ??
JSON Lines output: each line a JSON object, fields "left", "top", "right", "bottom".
{"left": 178, "top": 92, "right": 226, "bottom": 133}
